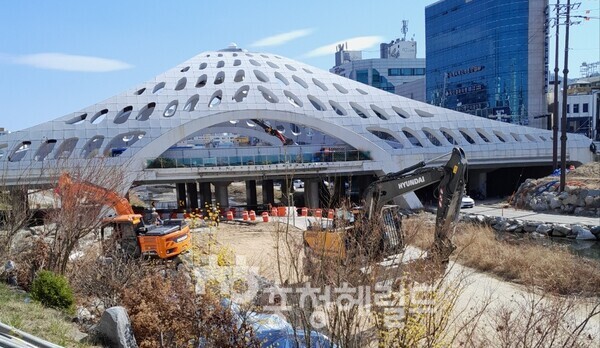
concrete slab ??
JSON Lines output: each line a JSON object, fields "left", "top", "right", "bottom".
{"left": 463, "top": 202, "right": 600, "bottom": 226}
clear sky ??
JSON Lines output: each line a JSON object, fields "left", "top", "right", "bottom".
{"left": 0, "top": 0, "right": 598, "bottom": 132}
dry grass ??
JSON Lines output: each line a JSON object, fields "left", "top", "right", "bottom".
{"left": 404, "top": 215, "right": 600, "bottom": 296}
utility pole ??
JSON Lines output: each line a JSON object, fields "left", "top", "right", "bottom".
{"left": 552, "top": 0, "right": 560, "bottom": 170}
{"left": 559, "top": 0, "right": 571, "bottom": 192}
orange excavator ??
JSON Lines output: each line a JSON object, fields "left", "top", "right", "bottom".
{"left": 57, "top": 173, "right": 191, "bottom": 259}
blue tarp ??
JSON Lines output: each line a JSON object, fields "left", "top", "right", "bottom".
{"left": 223, "top": 300, "right": 335, "bottom": 348}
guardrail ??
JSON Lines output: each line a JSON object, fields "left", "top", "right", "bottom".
{"left": 145, "top": 149, "right": 371, "bottom": 169}
{"left": 0, "top": 322, "right": 62, "bottom": 348}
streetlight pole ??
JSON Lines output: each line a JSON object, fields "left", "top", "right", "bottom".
{"left": 552, "top": 0, "right": 560, "bottom": 170}
{"left": 559, "top": 0, "right": 571, "bottom": 192}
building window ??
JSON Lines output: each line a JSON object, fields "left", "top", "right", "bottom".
{"left": 356, "top": 70, "right": 368, "bottom": 84}
{"left": 372, "top": 69, "right": 381, "bottom": 87}
{"left": 388, "top": 68, "right": 419, "bottom": 76}
{"left": 583, "top": 103, "right": 588, "bottom": 113}
{"left": 567, "top": 104, "right": 570, "bottom": 113}
{"left": 573, "top": 104, "right": 579, "bottom": 113}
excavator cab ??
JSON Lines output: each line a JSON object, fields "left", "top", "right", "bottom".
{"left": 100, "top": 216, "right": 191, "bottom": 259}
{"left": 57, "top": 172, "right": 192, "bottom": 260}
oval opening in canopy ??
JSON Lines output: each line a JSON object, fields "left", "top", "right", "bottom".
{"left": 234, "top": 70, "right": 245, "bottom": 82}
{"left": 163, "top": 100, "right": 178, "bottom": 117}
{"left": 54, "top": 138, "right": 79, "bottom": 159}
{"left": 196, "top": 74, "right": 208, "bottom": 88}
{"left": 284, "top": 90, "right": 302, "bottom": 107}
{"left": 136, "top": 103, "right": 156, "bottom": 121}
{"left": 90, "top": 109, "right": 109, "bottom": 124}
{"left": 34, "top": 139, "right": 57, "bottom": 161}
{"left": 174, "top": 77, "right": 187, "bottom": 91}
{"left": 65, "top": 113, "right": 87, "bottom": 125}
{"left": 214, "top": 72, "right": 225, "bottom": 85}
{"left": 254, "top": 70, "right": 269, "bottom": 83}
{"left": 114, "top": 106, "right": 133, "bottom": 124}
{"left": 257, "top": 86, "right": 278, "bottom": 103}
{"left": 402, "top": 128, "right": 423, "bottom": 147}
{"left": 292, "top": 75, "right": 308, "bottom": 88}
{"left": 312, "top": 78, "right": 328, "bottom": 91}
{"left": 81, "top": 135, "right": 104, "bottom": 159}
{"left": 333, "top": 83, "right": 348, "bottom": 94}
{"left": 209, "top": 90, "right": 223, "bottom": 108}
{"left": 329, "top": 100, "right": 347, "bottom": 116}
{"left": 153, "top": 82, "right": 166, "bottom": 94}
{"left": 307, "top": 95, "right": 326, "bottom": 111}
{"left": 183, "top": 95, "right": 200, "bottom": 111}
{"left": 274, "top": 72, "right": 289, "bottom": 86}
{"left": 233, "top": 86, "right": 250, "bottom": 102}
{"left": 349, "top": 102, "right": 369, "bottom": 118}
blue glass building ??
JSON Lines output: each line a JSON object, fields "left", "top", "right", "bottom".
{"left": 425, "top": 0, "right": 548, "bottom": 127}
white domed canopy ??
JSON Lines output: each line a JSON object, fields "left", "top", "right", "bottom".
{"left": 0, "top": 46, "right": 593, "bottom": 185}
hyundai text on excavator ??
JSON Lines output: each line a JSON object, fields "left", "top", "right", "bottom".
{"left": 56, "top": 173, "right": 191, "bottom": 259}
{"left": 303, "top": 147, "right": 467, "bottom": 268}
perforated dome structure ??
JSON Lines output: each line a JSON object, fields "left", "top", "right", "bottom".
{"left": 0, "top": 45, "right": 594, "bottom": 186}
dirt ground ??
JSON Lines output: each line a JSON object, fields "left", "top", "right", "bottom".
{"left": 193, "top": 220, "right": 303, "bottom": 284}
{"left": 539, "top": 161, "right": 600, "bottom": 189}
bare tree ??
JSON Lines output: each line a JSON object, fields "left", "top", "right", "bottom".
{"left": 43, "top": 159, "right": 130, "bottom": 274}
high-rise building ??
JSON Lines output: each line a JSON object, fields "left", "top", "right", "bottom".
{"left": 330, "top": 38, "right": 426, "bottom": 95}
{"left": 425, "top": 0, "right": 549, "bottom": 128}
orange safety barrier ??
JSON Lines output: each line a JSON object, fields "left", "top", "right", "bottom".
{"left": 277, "top": 207, "right": 287, "bottom": 217}
{"left": 262, "top": 211, "right": 269, "bottom": 222}
{"left": 315, "top": 209, "right": 322, "bottom": 218}
{"left": 327, "top": 210, "right": 334, "bottom": 219}
{"left": 242, "top": 211, "right": 249, "bottom": 221}
{"left": 271, "top": 207, "right": 278, "bottom": 217}
{"left": 249, "top": 210, "right": 256, "bottom": 221}
{"left": 301, "top": 207, "right": 308, "bottom": 217}
{"left": 226, "top": 211, "right": 234, "bottom": 221}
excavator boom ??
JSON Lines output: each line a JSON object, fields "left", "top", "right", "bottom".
{"left": 57, "top": 173, "right": 134, "bottom": 215}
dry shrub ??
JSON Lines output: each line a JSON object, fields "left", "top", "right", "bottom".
{"left": 461, "top": 292, "right": 600, "bottom": 347}
{"left": 121, "top": 272, "right": 259, "bottom": 348}
{"left": 404, "top": 215, "right": 600, "bottom": 296}
{"left": 68, "top": 245, "right": 150, "bottom": 310}
{"left": 14, "top": 237, "right": 50, "bottom": 291}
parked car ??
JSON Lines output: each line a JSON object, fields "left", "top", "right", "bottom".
{"left": 461, "top": 195, "right": 475, "bottom": 209}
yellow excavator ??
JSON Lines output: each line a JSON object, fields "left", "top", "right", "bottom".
{"left": 57, "top": 173, "right": 191, "bottom": 259}
{"left": 303, "top": 147, "right": 468, "bottom": 267}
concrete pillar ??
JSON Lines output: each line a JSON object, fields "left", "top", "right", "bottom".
{"left": 214, "top": 182, "right": 230, "bottom": 210}
{"left": 176, "top": 183, "right": 187, "bottom": 210}
{"left": 199, "top": 182, "right": 212, "bottom": 208}
{"left": 468, "top": 171, "right": 487, "bottom": 198}
{"left": 280, "top": 180, "right": 291, "bottom": 206}
{"left": 186, "top": 182, "right": 199, "bottom": 210}
{"left": 304, "top": 179, "right": 320, "bottom": 208}
{"left": 261, "top": 180, "right": 275, "bottom": 205}
{"left": 246, "top": 180, "right": 257, "bottom": 209}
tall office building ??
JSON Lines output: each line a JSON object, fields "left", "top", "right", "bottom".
{"left": 425, "top": 0, "right": 549, "bottom": 128}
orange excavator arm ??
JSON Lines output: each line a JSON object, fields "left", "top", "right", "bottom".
{"left": 56, "top": 173, "right": 134, "bottom": 215}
